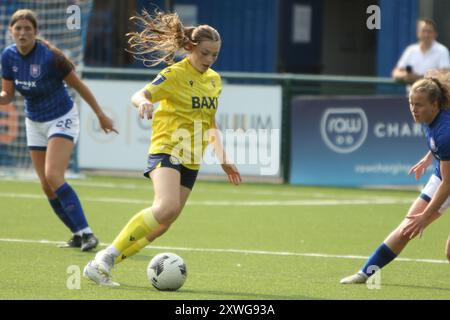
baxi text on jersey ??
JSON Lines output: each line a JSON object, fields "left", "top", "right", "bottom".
{"left": 191, "top": 96, "right": 218, "bottom": 109}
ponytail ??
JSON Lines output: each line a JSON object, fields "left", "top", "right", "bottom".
{"left": 126, "top": 9, "right": 221, "bottom": 67}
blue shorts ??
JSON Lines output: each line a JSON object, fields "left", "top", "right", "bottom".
{"left": 143, "top": 153, "right": 199, "bottom": 190}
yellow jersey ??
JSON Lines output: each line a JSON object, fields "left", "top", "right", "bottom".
{"left": 145, "top": 57, "right": 222, "bottom": 170}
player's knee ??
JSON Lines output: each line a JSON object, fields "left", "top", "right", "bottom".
{"left": 157, "top": 224, "right": 171, "bottom": 236}
{"left": 146, "top": 224, "right": 172, "bottom": 243}
{"left": 44, "top": 170, "right": 64, "bottom": 190}
{"left": 152, "top": 202, "right": 181, "bottom": 224}
{"left": 40, "top": 182, "right": 55, "bottom": 198}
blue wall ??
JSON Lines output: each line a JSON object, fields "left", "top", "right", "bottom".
{"left": 137, "top": 0, "right": 278, "bottom": 72}
{"left": 137, "top": 0, "right": 420, "bottom": 75}
{"left": 278, "top": 0, "right": 324, "bottom": 73}
{"left": 376, "top": 0, "right": 418, "bottom": 77}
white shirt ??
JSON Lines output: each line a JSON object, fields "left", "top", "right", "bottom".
{"left": 396, "top": 41, "right": 450, "bottom": 75}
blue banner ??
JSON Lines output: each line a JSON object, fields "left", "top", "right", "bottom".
{"left": 289, "top": 96, "right": 433, "bottom": 186}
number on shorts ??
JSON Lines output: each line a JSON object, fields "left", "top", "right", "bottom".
{"left": 56, "top": 119, "right": 72, "bottom": 129}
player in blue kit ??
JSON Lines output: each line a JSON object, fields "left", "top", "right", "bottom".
{"left": 341, "top": 71, "right": 450, "bottom": 284}
{"left": 0, "top": 9, "right": 117, "bottom": 251}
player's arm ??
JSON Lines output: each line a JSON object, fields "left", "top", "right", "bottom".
{"left": 210, "top": 118, "right": 242, "bottom": 185}
{"left": 391, "top": 67, "right": 407, "bottom": 80}
{"left": 0, "top": 79, "right": 14, "bottom": 105}
{"left": 392, "top": 67, "right": 421, "bottom": 83}
{"left": 391, "top": 47, "right": 421, "bottom": 83}
{"left": 132, "top": 69, "right": 175, "bottom": 120}
{"left": 131, "top": 88, "right": 154, "bottom": 120}
{"left": 64, "top": 70, "right": 117, "bottom": 133}
{"left": 409, "top": 151, "right": 434, "bottom": 180}
{"left": 209, "top": 119, "right": 226, "bottom": 163}
{"left": 403, "top": 160, "right": 450, "bottom": 239}
{"left": 422, "top": 160, "right": 450, "bottom": 217}
{"left": 1, "top": 49, "right": 15, "bottom": 105}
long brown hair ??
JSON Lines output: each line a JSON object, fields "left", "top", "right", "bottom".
{"left": 9, "top": 9, "right": 74, "bottom": 70}
{"left": 411, "top": 71, "right": 450, "bottom": 110}
{"left": 126, "top": 9, "right": 221, "bottom": 67}
{"left": 9, "top": 8, "right": 38, "bottom": 30}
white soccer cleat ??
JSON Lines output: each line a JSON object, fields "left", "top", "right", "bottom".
{"left": 83, "top": 261, "right": 120, "bottom": 287}
{"left": 340, "top": 272, "right": 368, "bottom": 284}
{"left": 93, "top": 250, "right": 115, "bottom": 276}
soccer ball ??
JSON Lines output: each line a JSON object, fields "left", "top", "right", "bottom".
{"left": 147, "top": 252, "right": 187, "bottom": 291}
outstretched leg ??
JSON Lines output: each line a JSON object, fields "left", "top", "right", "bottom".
{"left": 341, "top": 197, "right": 441, "bottom": 284}
{"left": 115, "top": 183, "right": 192, "bottom": 263}
{"left": 84, "top": 167, "right": 185, "bottom": 286}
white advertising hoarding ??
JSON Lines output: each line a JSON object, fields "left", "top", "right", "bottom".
{"left": 78, "top": 79, "right": 282, "bottom": 177}
{"left": 78, "top": 80, "right": 152, "bottom": 171}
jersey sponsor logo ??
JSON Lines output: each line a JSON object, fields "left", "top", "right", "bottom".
{"left": 192, "top": 96, "right": 218, "bottom": 109}
{"left": 30, "top": 64, "right": 41, "bottom": 78}
{"left": 151, "top": 74, "right": 166, "bottom": 85}
{"left": 320, "top": 108, "right": 368, "bottom": 154}
{"left": 14, "top": 79, "right": 37, "bottom": 89}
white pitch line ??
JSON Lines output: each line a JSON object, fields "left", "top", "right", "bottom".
{"left": 0, "top": 237, "right": 447, "bottom": 265}
{"left": 1, "top": 177, "right": 416, "bottom": 198}
{"left": 0, "top": 192, "right": 414, "bottom": 206}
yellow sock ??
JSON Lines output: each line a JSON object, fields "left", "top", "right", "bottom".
{"left": 115, "top": 237, "right": 151, "bottom": 264}
{"left": 111, "top": 207, "right": 159, "bottom": 254}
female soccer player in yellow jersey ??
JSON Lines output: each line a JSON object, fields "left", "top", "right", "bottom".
{"left": 84, "top": 10, "right": 242, "bottom": 286}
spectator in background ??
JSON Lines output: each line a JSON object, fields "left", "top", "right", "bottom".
{"left": 392, "top": 19, "right": 450, "bottom": 84}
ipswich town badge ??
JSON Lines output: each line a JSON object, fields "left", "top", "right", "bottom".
{"left": 30, "top": 64, "right": 41, "bottom": 78}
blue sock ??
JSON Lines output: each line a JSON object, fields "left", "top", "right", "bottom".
{"left": 48, "top": 198, "right": 76, "bottom": 233}
{"left": 55, "top": 182, "right": 89, "bottom": 233}
{"left": 360, "top": 243, "right": 397, "bottom": 276}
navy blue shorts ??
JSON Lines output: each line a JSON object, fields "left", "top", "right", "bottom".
{"left": 143, "top": 153, "right": 199, "bottom": 190}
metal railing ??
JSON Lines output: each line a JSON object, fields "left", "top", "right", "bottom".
{"left": 80, "top": 66, "right": 408, "bottom": 182}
